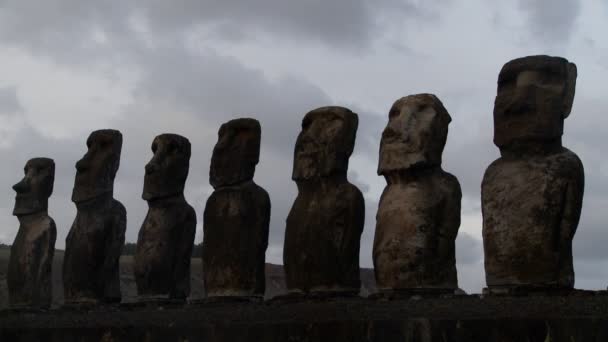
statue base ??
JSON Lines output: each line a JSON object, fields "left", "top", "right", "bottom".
{"left": 483, "top": 286, "right": 575, "bottom": 296}
{"left": 189, "top": 295, "right": 263, "bottom": 305}
{"left": 369, "top": 288, "right": 459, "bottom": 300}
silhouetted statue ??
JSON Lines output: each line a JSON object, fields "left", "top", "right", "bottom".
{"left": 63, "top": 129, "right": 127, "bottom": 305}
{"left": 283, "top": 106, "right": 364, "bottom": 295}
{"left": 7, "top": 158, "right": 57, "bottom": 309}
{"left": 134, "top": 134, "right": 196, "bottom": 302}
{"left": 202, "top": 118, "right": 270, "bottom": 299}
{"left": 482, "top": 55, "right": 584, "bottom": 292}
{"left": 373, "top": 94, "right": 461, "bottom": 293}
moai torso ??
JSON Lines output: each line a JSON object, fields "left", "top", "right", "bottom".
{"left": 372, "top": 94, "right": 461, "bottom": 291}
{"left": 285, "top": 181, "right": 364, "bottom": 292}
{"left": 283, "top": 107, "right": 364, "bottom": 294}
{"left": 202, "top": 118, "right": 270, "bottom": 298}
{"left": 483, "top": 147, "right": 584, "bottom": 287}
{"left": 63, "top": 130, "right": 127, "bottom": 304}
{"left": 134, "top": 134, "right": 196, "bottom": 300}
{"left": 8, "top": 158, "right": 57, "bottom": 309}
{"left": 482, "top": 55, "right": 584, "bottom": 289}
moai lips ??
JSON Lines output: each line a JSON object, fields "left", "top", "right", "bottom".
{"left": 202, "top": 118, "right": 270, "bottom": 299}
{"left": 284, "top": 106, "right": 364, "bottom": 295}
{"left": 8, "top": 158, "right": 57, "bottom": 309}
{"left": 482, "top": 55, "right": 584, "bottom": 291}
{"left": 373, "top": 94, "right": 461, "bottom": 293}
{"left": 134, "top": 134, "right": 196, "bottom": 302}
{"left": 63, "top": 129, "right": 127, "bottom": 305}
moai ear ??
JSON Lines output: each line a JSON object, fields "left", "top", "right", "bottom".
{"left": 562, "top": 62, "right": 577, "bottom": 119}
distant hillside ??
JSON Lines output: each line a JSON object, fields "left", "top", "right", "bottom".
{"left": 0, "top": 249, "right": 377, "bottom": 309}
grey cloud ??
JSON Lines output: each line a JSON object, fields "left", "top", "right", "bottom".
{"left": 518, "top": 0, "right": 581, "bottom": 43}
{"left": 0, "top": 86, "right": 22, "bottom": 113}
{"left": 456, "top": 232, "right": 484, "bottom": 265}
{"left": 0, "top": 0, "right": 445, "bottom": 62}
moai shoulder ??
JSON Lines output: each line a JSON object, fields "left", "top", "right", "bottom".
{"left": 373, "top": 94, "right": 461, "bottom": 294}
{"left": 482, "top": 55, "right": 584, "bottom": 292}
{"left": 134, "top": 134, "right": 196, "bottom": 303}
{"left": 283, "top": 106, "right": 365, "bottom": 295}
{"left": 8, "top": 158, "right": 57, "bottom": 309}
{"left": 202, "top": 118, "right": 270, "bottom": 300}
{"left": 63, "top": 129, "right": 127, "bottom": 306}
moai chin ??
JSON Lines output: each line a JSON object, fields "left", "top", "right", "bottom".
{"left": 283, "top": 106, "right": 365, "bottom": 295}
{"left": 482, "top": 55, "right": 584, "bottom": 292}
{"left": 8, "top": 158, "right": 57, "bottom": 309}
{"left": 63, "top": 129, "right": 127, "bottom": 305}
{"left": 373, "top": 94, "right": 461, "bottom": 293}
{"left": 134, "top": 134, "right": 196, "bottom": 302}
{"left": 202, "top": 118, "right": 270, "bottom": 299}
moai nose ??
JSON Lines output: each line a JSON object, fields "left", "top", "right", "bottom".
{"left": 75, "top": 157, "right": 90, "bottom": 173}
{"left": 145, "top": 162, "right": 159, "bottom": 175}
{"left": 12, "top": 178, "right": 29, "bottom": 193}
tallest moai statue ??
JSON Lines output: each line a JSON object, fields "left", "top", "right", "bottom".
{"left": 482, "top": 55, "right": 584, "bottom": 292}
{"left": 63, "top": 129, "right": 127, "bottom": 305}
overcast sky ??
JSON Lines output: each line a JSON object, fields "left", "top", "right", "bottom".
{"left": 0, "top": 0, "right": 606, "bottom": 293}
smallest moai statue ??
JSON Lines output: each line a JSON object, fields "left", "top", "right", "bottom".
{"left": 134, "top": 134, "right": 196, "bottom": 303}
{"left": 283, "top": 106, "right": 365, "bottom": 296}
{"left": 373, "top": 94, "right": 461, "bottom": 295}
{"left": 202, "top": 118, "right": 270, "bottom": 300}
{"left": 8, "top": 158, "right": 57, "bottom": 309}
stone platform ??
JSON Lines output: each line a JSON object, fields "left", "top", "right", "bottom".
{"left": 2, "top": 293, "right": 608, "bottom": 341}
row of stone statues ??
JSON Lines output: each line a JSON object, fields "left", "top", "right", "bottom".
{"left": 6, "top": 55, "right": 585, "bottom": 309}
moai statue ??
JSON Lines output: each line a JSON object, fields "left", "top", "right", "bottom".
{"left": 482, "top": 55, "right": 584, "bottom": 292}
{"left": 7, "top": 158, "right": 57, "bottom": 309}
{"left": 134, "top": 134, "right": 196, "bottom": 303}
{"left": 63, "top": 129, "right": 127, "bottom": 305}
{"left": 202, "top": 118, "right": 270, "bottom": 300}
{"left": 373, "top": 94, "right": 461, "bottom": 294}
{"left": 283, "top": 106, "right": 365, "bottom": 295}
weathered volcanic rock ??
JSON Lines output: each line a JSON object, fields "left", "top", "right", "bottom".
{"left": 284, "top": 106, "right": 364, "bottom": 294}
{"left": 374, "top": 93, "right": 461, "bottom": 292}
{"left": 482, "top": 55, "right": 584, "bottom": 290}
{"left": 7, "top": 158, "right": 57, "bottom": 309}
{"left": 63, "top": 129, "right": 127, "bottom": 305}
{"left": 134, "top": 134, "right": 196, "bottom": 301}
{"left": 202, "top": 118, "right": 270, "bottom": 298}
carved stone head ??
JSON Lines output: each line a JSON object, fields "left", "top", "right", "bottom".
{"left": 12, "top": 158, "right": 55, "bottom": 216}
{"left": 293, "top": 106, "right": 358, "bottom": 181}
{"left": 143, "top": 134, "right": 191, "bottom": 201}
{"left": 210, "top": 118, "right": 261, "bottom": 188}
{"left": 72, "top": 129, "right": 122, "bottom": 203}
{"left": 378, "top": 94, "right": 451, "bottom": 175}
{"left": 494, "top": 55, "right": 577, "bottom": 148}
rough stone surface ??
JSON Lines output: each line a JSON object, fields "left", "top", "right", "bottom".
{"left": 8, "top": 158, "right": 57, "bottom": 309}
{"left": 3, "top": 294, "right": 608, "bottom": 341}
{"left": 134, "top": 134, "right": 196, "bottom": 301}
{"left": 63, "top": 130, "right": 127, "bottom": 305}
{"left": 482, "top": 55, "right": 584, "bottom": 289}
{"left": 373, "top": 94, "right": 460, "bottom": 292}
{"left": 284, "top": 106, "right": 364, "bottom": 294}
{"left": 203, "top": 118, "right": 270, "bottom": 298}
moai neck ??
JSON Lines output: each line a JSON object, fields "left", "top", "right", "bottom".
{"left": 16, "top": 211, "right": 48, "bottom": 226}
{"left": 147, "top": 192, "right": 186, "bottom": 208}
{"left": 75, "top": 191, "right": 114, "bottom": 211}
{"left": 384, "top": 166, "right": 441, "bottom": 185}
{"left": 296, "top": 173, "right": 347, "bottom": 193}
{"left": 499, "top": 138, "right": 563, "bottom": 159}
